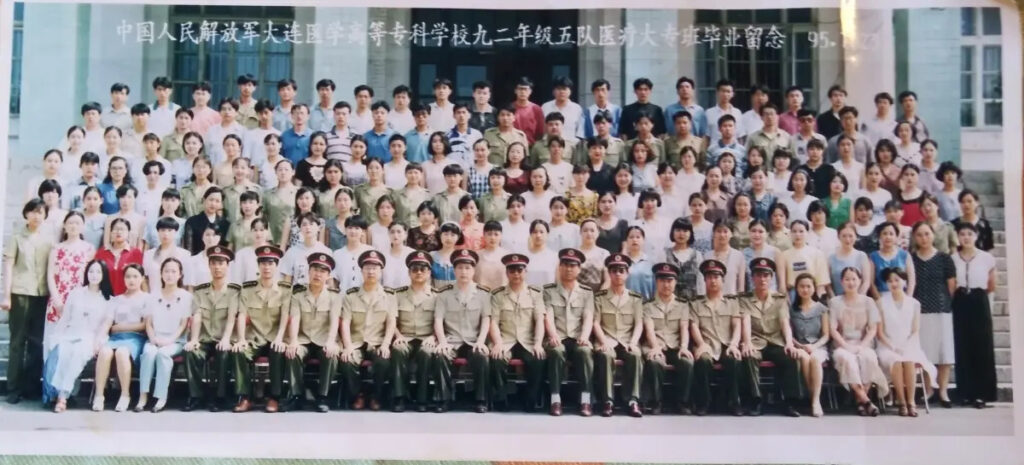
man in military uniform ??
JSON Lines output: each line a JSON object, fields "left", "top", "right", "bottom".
{"left": 529, "top": 112, "right": 579, "bottom": 166}
{"left": 738, "top": 257, "right": 803, "bottom": 417}
{"left": 542, "top": 248, "right": 596, "bottom": 417}
{"left": 488, "top": 253, "right": 546, "bottom": 412}
{"left": 340, "top": 250, "right": 398, "bottom": 411}
{"left": 284, "top": 252, "right": 342, "bottom": 413}
{"left": 641, "top": 262, "right": 695, "bottom": 415}
{"left": 183, "top": 245, "right": 240, "bottom": 412}
{"left": 483, "top": 105, "right": 529, "bottom": 165}
{"left": 392, "top": 251, "right": 440, "bottom": 412}
{"left": 434, "top": 249, "right": 492, "bottom": 413}
{"left": 690, "top": 259, "right": 744, "bottom": 416}
{"left": 231, "top": 245, "right": 291, "bottom": 413}
{"left": 574, "top": 111, "right": 624, "bottom": 166}
{"left": 592, "top": 253, "right": 644, "bottom": 418}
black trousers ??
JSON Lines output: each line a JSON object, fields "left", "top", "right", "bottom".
{"left": 740, "top": 344, "right": 803, "bottom": 402}
{"left": 692, "top": 352, "right": 741, "bottom": 410}
{"left": 490, "top": 344, "right": 545, "bottom": 405}
{"left": 6, "top": 294, "right": 46, "bottom": 397}
{"left": 391, "top": 339, "right": 435, "bottom": 404}
{"left": 642, "top": 349, "right": 695, "bottom": 406}
{"left": 232, "top": 343, "right": 285, "bottom": 399}
{"left": 436, "top": 344, "right": 489, "bottom": 403}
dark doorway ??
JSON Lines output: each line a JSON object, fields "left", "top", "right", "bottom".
{"left": 410, "top": 9, "right": 579, "bottom": 108}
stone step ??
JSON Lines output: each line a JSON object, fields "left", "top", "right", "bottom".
{"left": 993, "top": 302, "right": 1007, "bottom": 316}
{"left": 994, "top": 331, "right": 1011, "bottom": 349}
{"left": 978, "top": 194, "right": 1004, "bottom": 208}
{"left": 996, "top": 348, "right": 1012, "bottom": 366}
{"left": 993, "top": 316, "right": 1009, "bottom": 333}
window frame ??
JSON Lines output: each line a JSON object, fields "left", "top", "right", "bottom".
{"left": 960, "top": 7, "right": 1002, "bottom": 129}
{"left": 10, "top": 2, "right": 24, "bottom": 116}
{"left": 166, "top": 6, "right": 296, "bottom": 108}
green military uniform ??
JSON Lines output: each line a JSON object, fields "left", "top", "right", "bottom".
{"left": 489, "top": 282, "right": 546, "bottom": 407}
{"left": 160, "top": 132, "right": 186, "bottom": 162}
{"left": 529, "top": 134, "right": 579, "bottom": 167}
{"left": 340, "top": 284, "right": 397, "bottom": 404}
{"left": 392, "top": 283, "right": 439, "bottom": 406}
{"left": 233, "top": 279, "right": 291, "bottom": 403}
{"left": 542, "top": 281, "right": 595, "bottom": 397}
{"left": 573, "top": 136, "right": 624, "bottom": 166}
{"left": 236, "top": 100, "right": 259, "bottom": 130}
{"left": 393, "top": 186, "right": 433, "bottom": 228}
{"left": 353, "top": 183, "right": 393, "bottom": 225}
{"left": 222, "top": 181, "right": 261, "bottom": 224}
{"left": 263, "top": 184, "right": 297, "bottom": 245}
{"left": 432, "top": 188, "right": 470, "bottom": 224}
{"left": 180, "top": 182, "right": 212, "bottom": 218}
{"left": 477, "top": 190, "right": 511, "bottom": 223}
{"left": 690, "top": 294, "right": 743, "bottom": 412}
{"left": 641, "top": 294, "right": 695, "bottom": 409}
{"left": 285, "top": 284, "right": 343, "bottom": 401}
{"left": 593, "top": 288, "right": 644, "bottom": 406}
{"left": 625, "top": 137, "right": 667, "bottom": 165}
{"left": 434, "top": 260, "right": 492, "bottom": 406}
{"left": 483, "top": 127, "right": 529, "bottom": 165}
{"left": 738, "top": 291, "right": 803, "bottom": 406}
{"left": 664, "top": 134, "right": 708, "bottom": 170}
{"left": 185, "top": 280, "right": 240, "bottom": 404}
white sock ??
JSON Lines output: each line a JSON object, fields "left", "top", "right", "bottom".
{"left": 581, "top": 392, "right": 591, "bottom": 404}
{"left": 551, "top": 393, "right": 561, "bottom": 404}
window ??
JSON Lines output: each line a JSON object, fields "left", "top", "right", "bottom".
{"left": 695, "top": 9, "right": 815, "bottom": 111}
{"left": 169, "top": 6, "right": 295, "bottom": 108}
{"left": 9, "top": 2, "right": 24, "bottom": 115}
{"left": 960, "top": 7, "right": 1002, "bottom": 127}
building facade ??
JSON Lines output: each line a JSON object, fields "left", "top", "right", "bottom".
{"left": 7, "top": 5, "right": 1005, "bottom": 168}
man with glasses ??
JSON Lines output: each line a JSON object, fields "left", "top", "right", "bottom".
{"left": 542, "top": 248, "right": 596, "bottom": 416}
{"left": 788, "top": 109, "right": 826, "bottom": 166}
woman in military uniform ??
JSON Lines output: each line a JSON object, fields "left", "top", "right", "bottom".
{"left": 263, "top": 159, "right": 298, "bottom": 245}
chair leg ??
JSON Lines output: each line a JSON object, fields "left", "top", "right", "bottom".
{"left": 918, "top": 366, "right": 930, "bottom": 414}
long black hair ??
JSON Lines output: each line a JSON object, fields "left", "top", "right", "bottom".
{"left": 83, "top": 259, "right": 115, "bottom": 300}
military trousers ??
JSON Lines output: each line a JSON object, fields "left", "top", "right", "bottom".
{"left": 286, "top": 344, "right": 338, "bottom": 398}
{"left": 391, "top": 339, "right": 434, "bottom": 404}
{"left": 6, "top": 294, "right": 46, "bottom": 397}
{"left": 594, "top": 344, "right": 643, "bottom": 404}
{"left": 642, "top": 349, "right": 695, "bottom": 406}
{"left": 693, "top": 351, "right": 742, "bottom": 411}
{"left": 545, "top": 338, "right": 593, "bottom": 394}
{"left": 339, "top": 343, "right": 392, "bottom": 401}
{"left": 741, "top": 343, "right": 803, "bottom": 402}
{"left": 232, "top": 343, "right": 285, "bottom": 399}
{"left": 490, "top": 344, "right": 545, "bottom": 405}
{"left": 184, "top": 342, "right": 231, "bottom": 400}
{"left": 436, "top": 343, "right": 489, "bottom": 403}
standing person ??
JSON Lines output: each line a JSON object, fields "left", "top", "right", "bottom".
{"left": 182, "top": 187, "right": 230, "bottom": 255}
{"left": 665, "top": 112, "right": 707, "bottom": 171}
{"left": 283, "top": 253, "right": 342, "bottom": 413}
{"left": 894, "top": 122, "right": 921, "bottom": 167}
{"left": 935, "top": 162, "right": 962, "bottom": 222}
{"left": 591, "top": 254, "right": 645, "bottom": 417}
{"left": 707, "top": 221, "right": 747, "bottom": 296}
{"left": 177, "top": 152, "right": 212, "bottom": 215}
{"left": 427, "top": 78, "right": 456, "bottom": 133}
{"left": 448, "top": 104, "right": 483, "bottom": 167}
{"left": 245, "top": 100, "right": 281, "bottom": 169}
{"left": 869, "top": 222, "right": 916, "bottom": 298}
{"left": 148, "top": 77, "right": 181, "bottom": 138}
{"left": 499, "top": 195, "right": 530, "bottom": 254}
{"left": 182, "top": 246, "right": 239, "bottom": 412}
{"left": 222, "top": 159, "right": 261, "bottom": 227}
{"left": 434, "top": 249, "right": 492, "bottom": 413}
{"left": 789, "top": 273, "right": 830, "bottom": 417}
{"left": 640, "top": 263, "right": 695, "bottom": 415}
{"left": 339, "top": 250, "right": 398, "bottom": 412}
{"left": 952, "top": 190, "right": 995, "bottom": 251}
{"left": 310, "top": 79, "right": 338, "bottom": 132}
{"left": 876, "top": 267, "right": 937, "bottom": 417}
{"left": 741, "top": 84, "right": 769, "bottom": 136}
{"left": 121, "top": 106, "right": 153, "bottom": 160}
{"left": 951, "top": 223, "right": 998, "bottom": 408}
{"left": 664, "top": 218, "right": 705, "bottom": 299}
{"left": 160, "top": 109, "right": 195, "bottom": 163}
{"left": 204, "top": 99, "right": 245, "bottom": 166}
{"left": 280, "top": 105, "right": 313, "bottom": 166}
{"left": 392, "top": 251, "right": 441, "bottom": 412}
{"left": 664, "top": 76, "right": 706, "bottom": 137}
{"left": 767, "top": 203, "right": 793, "bottom": 251}
{"left": 897, "top": 90, "right": 929, "bottom": 143}
{"left": 263, "top": 159, "right": 298, "bottom": 245}
{"left": 272, "top": 79, "right": 297, "bottom": 132}
{"left": 134, "top": 257, "right": 191, "bottom": 413}
{"left": 626, "top": 114, "right": 666, "bottom": 167}
{"left": 654, "top": 164, "right": 689, "bottom": 222}
{"left": 142, "top": 217, "right": 193, "bottom": 293}
{"left": 829, "top": 222, "right": 874, "bottom": 296}
{"left": 828, "top": 267, "right": 888, "bottom": 416}
{"left": 407, "top": 201, "right": 442, "bottom": 252}
{"left": 896, "top": 165, "right": 926, "bottom": 226}
{"left": 231, "top": 218, "right": 275, "bottom": 284}
{"left": 295, "top": 132, "right": 329, "bottom": 188}
{"left": 789, "top": 110, "right": 827, "bottom": 166}
{"left": 689, "top": 260, "right": 743, "bottom": 416}
{"left": 102, "top": 82, "right": 133, "bottom": 133}
{"left": 826, "top": 107, "right": 874, "bottom": 164}
{"left": 317, "top": 161, "right": 345, "bottom": 219}
{"left": 234, "top": 74, "right": 259, "bottom": 129}
{"left": 483, "top": 106, "right": 529, "bottom": 166}
{"left": 467, "top": 140, "right": 497, "bottom": 200}
{"left": 477, "top": 167, "right": 510, "bottom": 223}
{"left": 583, "top": 79, "right": 621, "bottom": 139}
{"left": 815, "top": 85, "right": 847, "bottom": 140}
{"left": 741, "top": 219, "right": 785, "bottom": 292}
{"left": 429, "top": 222, "right": 461, "bottom": 288}
{"left": 325, "top": 188, "right": 355, "bottom": 251}
{"left": 621, "top": 227, "right": 655, "bottom": 301}
{"left": 382, "top": 223, "right": 415, "bottom": 289}
{"left": 778, "top": 86, "right": 807, "bottom": 135}
{"left": 915, "top": 194, "right": 959, "bottom": 255}
{"left": 781, "top": 220, "right": 830, "bottom": 298}
{"left": 469, "top": 80, "right": 497, "bottom": 133}
{"left": 861, "top": 92, "right": 897, "bottom": 145}
{"left": 353, "top": 158, "right": 393, "bottom": 225}
{"left": 349, "top": 85, "right": 375, "bottom": 135}
{"left": 94, "top": 218, "right": 145, "bottom": 296}
{"left": 543, "top": 248, "right": 597, "bottom": 416}
{"left": 474, "top": 222, "right": 509, "bottom": 290}
{"left": 577, "top": 220, "right": 611, "bottom": 291}
{"left": 745, "top": 103, "right": 793, "bottom": 166}
{"left": 101, "top": 185, "right": 147, "bottom": 250}
{"left": 92, "top": 264, "right": 149, "bottom": 412}
{"left": 511, "top": 77, "right": 545, "bottom": 145}
{"left": 324, "top": 101, "right": 353, "bottom": 164}
{"left": 738, "top": 258, "right": 803, "bottom": 417}
{"left": 393, "top": 165, "right": 432, "bottom": 229}
{"left": 331, "top": 216, "right": 374, "bottom": 292}
{"left": 703, "top": 80, "right": 744, "bottom": 144}
{"left": 280, "top": 212, "right": 332, "bottom": 287}
{"left": 488, "top": 253, "right": 546, "bottom": 412}
{"left": 524, "top": 220, "right": 560, "bottom": 287}
{"left": 42, "top": 260, "right": 112, "bottom": 412}
{"left": 422, "top": 132, "right": 453, "bottom": 194}
{"left": 382, "top": 135, "right": 410, "bottom": 190}
{"left": 44, "top": 212, "right": 96, "bottom": 359}
{"left": 541, "top": 76, "right": 585, "bottom": 139}
{"left": 523, "top": 167, "right": 557, "bottom": 224}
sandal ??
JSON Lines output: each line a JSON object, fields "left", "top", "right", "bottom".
{"left": 908, "top": 405, "right": 919, "bottom": 417}
{"left": 898, "top": 404, "right": 908, "bottom": 417}
{"left": 54, "top": 399, "right": 67, "bottom": 413}
{"left": 856, "top": 402, "right": 869, "bottom": 416}
{"left": 867, "top": 403, "right": 880, "bottom": 417}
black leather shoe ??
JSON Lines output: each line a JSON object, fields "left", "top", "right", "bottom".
{"left": 209, "top": 398, "right": 224, "bottom": 412}
{"left": 731, "top": 404, "right": 744, "bottom": 416}
{"left": 434, "top": 402, "right": 449, "bottom": 413}
{"left": 392, "top": 398, "right": 406, "bottom": 413}
{"left": 694, "top": 406, "right": 708, "bottom": 416}
{"left": 940, "top": 399, "right": 953, "bottom": 409}
{"left": 316, "top": 397, "right": 330, "bottom": 413}
{"left": 747, "top": 399, "right": 763, "bottom": 417}
{"left": 279, "top": 396, "right": 302, "bottom": 413}
{"left": 474, "top": 402, "right": 488, "bottom": 413}
{"left": 416, "top": 403, "right": 428, "bottom": 413}
{"left": 5, "top": 394, "right": 22, "bottom": 405}
{"left": 182, "top": 397, "right": 202, "bottom": 412}
{"left": 783, "top": 403, "right": 801, "bottom": 417}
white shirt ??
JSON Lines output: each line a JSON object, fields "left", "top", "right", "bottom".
{"left": 807, "top": 227, "right": 840, "bottom": 257}
{"left": 279, "top": 241, "right": 332, "bottom": 286}
{"left": 541, "top": 99, "right": 586, "bottom": 139}
{"left": 524, "top": 247, "right": 559, "bottom": 287}
{"left": 632, "top": 215, "right": 670, "bottom": 262}
{"left": 674, "top": 171, "right": 705, "bottom": 200}
{"left": 388, "top": 109, "right": 416, "bottom": 135}
{"left": 769, "top": 171, "right": 791, "bottom": 195}
{"left": 142, "top": 246, "right": 193, "bottom": 293}
{"left": 421, "top": 160, "right": 449, "bottom": 195}
{"left": 740, "top": 109, "right": 764, "bottom": 140}
{"left": 542, "top": 161, "right": 573, "bottom": 194}
{"left": 499, "top": 220, "right": 531, "bottom": 254}
{"left": 778, "top": 193, "right": 818, "bottom": 224}
{"left": 349, "top": 109, "right": 374, "bottom": 135}
{"left": 615, "top": 192, "right": 640, "bottom": 222}
{"left": 149, "top": 102, "right": 181, "bottom": 137}
{"left": 204, "top": 122, "right": 246, "bottom": 167}
{"left": 383, "top": 160, "right": 409, "bottom": 190}
{"left": 231, "top": 246, "right": 281, "bottom": 285}
{"left": 368, "top": 223, "right": 391, "bottom": 253}
{"left": 953, "top": 250, "right": 995, "bottom": 289}
{"left": 150, "top": 288, "right": 193, "bottom": 340}
{"left": 244, "top": 127, "right": 281, "bottom": 170}
{"left": 427, "top": 102, "right": 456, "bottom": 133}
{"left": 704, "top": 105, "right": 744, "bottom": 143}
{"left": 383, "top": 246, "right": 416, "bottom": 288}
{"left": 332, "top": 244, "right": 374, "bottom": 290}
{"left": 861, "top": 116, "right": 897, "bottom": 146}
{"left": 136, "top": 184, "right": 168, "bottom": 220}
{"left": 523, "top": 190, "right": 557, "bottom": 224}
{"left": 831, "top": 159, "right": 865, "bottom": 191}
{"left": 547, "top": 222, "right": 581, "bottom": 251}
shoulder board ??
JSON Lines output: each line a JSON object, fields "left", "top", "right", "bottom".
{"left": 346, "top": 287, "right": 360, "bottom": 295}
{"left": 278, "top": 281, "right": 292, "bottom": 288}
{"left": 491, "top": 286, "right": 506, "bottom": 295}
{"left": 579, "top": 284, "right": 593, "bottom": 291}
{"left": 643, "top": 298, "right": 654, "bottom": 305}
{"left": 393, "top": 286, "right": 410, "bottom": 293}
{"left": 692, "top": 296, "right": 707, "bottom": 302}
{"left": 543, "top": 283, "right": 557, "bottom": 289}
{"left": 476, "top": 284, "right": 491, "bottom": 293}
{"left": 610, "top": 137, "right": 624, "bottom": 143}
{"left": 292, "top": 285, "right": 307, "bottom": 294}
{"left": 725, "top": 294, "right": 739, "bottom": 299}
{"left": 194, "top": 283, "right": 211, "bottom": 291}
{"left": 227, "top": 283, "right": 241, "bottom": 290}
{"left": 328, "top": 287, "right": 341, "bottom": 294}
{"left": 384, "top": 287, "right": 395, "bottom": 295}
{"left": 594, "top": 290, "right": 608, "bottom": 297}
{"left": 772, "top": 292, "right": 786, "bottom": 299}
{"left": 739, "top": 292, "right": 753, "bottom": 298}
{"left": 242, "top": 280, "right": 258, "bottom": 288}
{"left": 438, "top": 284, "right": 454, "bottom": 293}
{"left": 628, "top": 291, "right": 642, "bottom": 299}
{"left": 675, "top": 296, "right": 688, "bottom": 304}
{"left": 528, "top": 285, "right": 542, "bottom": 293}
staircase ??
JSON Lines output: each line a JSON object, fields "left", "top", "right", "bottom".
{"left": 0, "top": 171, "right": 1014, "bottom": 400}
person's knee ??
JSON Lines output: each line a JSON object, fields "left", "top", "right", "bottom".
{"left": 98, "top": 346, "right": 114, "bottom": 359}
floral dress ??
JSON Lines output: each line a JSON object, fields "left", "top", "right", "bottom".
{"left": 43, "top": 240, "right": 96, "bottom": 360}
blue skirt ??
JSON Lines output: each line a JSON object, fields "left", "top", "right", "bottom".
{"left": 107, "top": 332, "right": 146, "bottom": 361}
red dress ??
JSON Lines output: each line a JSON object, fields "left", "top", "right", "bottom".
{"left": 94, "top": 247, "right": 144, "bottom": 295}
{"left": 898, "top": 190, "right": 926, "bottom": 226}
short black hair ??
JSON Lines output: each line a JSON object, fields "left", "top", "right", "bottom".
{"left": 22, "top": 198, "right": 47, "bottom": 218}
{"left": 483, "top": 220, "right": 503, "bottom": 233}
{"left": 333, "top": 101, "right": 352, "bottom": 112}
{"left": 717, "top": 114, "right": 736, "bottom": 128}
{"left": 130, "top": 103, "right": 151, "bottom": 116}
{"left": 152, "top": 76, "right": 173, "bottom": 89}
{"left": 433, "top": 78, "right": 453, "bottom": 90}
{"left": 236, "top": 74, "right": 258, "bottom": 86}
{"left": 110, "top": 83, "right": 130, "bottom": 95}
{"left": 591, "top": 79, "right": 611, "bottom": 92}
{"left": 354, "top": 84, "right": 374, "bottom": 97}
{"left": 175, "top": 108, "right": 194, "bottom": 119}
{"left": 633, "top": 77, "right": 653, "bottom": 90}
{"left": 255, "top": 99, "right": 274, "bottom": 114}
{"left": 552, "top": 76, "right": 574, "bottom": 89}
{"left": 472, "top": 80, "right": 492, "bottom": 91}
{"left": 156, "top": 216, "right": 181, "bottom": 231}
{"left": 442, "top": 164, "right": 464, "bottom": 176}
{"left": 827, "top": 84, "right": 847, "bottom": 97}
{"left": 218, "top": 98, "right": 240, "bottom": 112}
{"left": 392, "top": 84, "right": 411, "bottom": 97}
{"left": 545, "top": 112, "right": 565, "bottom": 124}
{"left": 276, "top": 79, "right": 297, "bottom": 91}
{"left": 796, "top": 109, "right": 816, "bottom": 119}
{"left": 784, "top": 85, "right": 803, "bottom": 97}
{"left": 716, "top": 79, "right": 734, "bottom": 90}
{"left": 316, "top": 79, "right": 337, "bottom": 91}
{"left": 838, "top": 106, "right": 859, "bottom": 118}
{"left": 194, "top": 80, "right": 213, "bottom": 93}
{"left": 80, "top": 102, "right": 102, "bottom": 115}
{"left": 897, "top": 90, "right": 918, "bottom": 103}
{"left": 675, "top": 76, "right": 695, "bottom": 89}
{"left": 143, "top": 160, "right": 166, "bottom": 175}
{"left": 749, "top": 84, "right": 769, "bottom": 95}
{"left": 515, "top": 76, "right": 534, "bottom": 89}
{"left": 874, "top": 92, "right": 894, "bottom": 104}
{"left": 371, "top": 101, "right": 391, "bottom": 112}
{"left": 672, "top": 111, "right": 693, "bottom": 122}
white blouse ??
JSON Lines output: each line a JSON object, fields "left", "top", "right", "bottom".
{"left": 807, "top": 227, "right": 840, "bottom": 257}
{"left": 110, "top": 292, "right": 151, "bottom": 326}
{"left": 499, "top": 220, "right": 531, "bottom": 254}
{"left": 615, "top": 192, "right": 640, "bottom": 221}
{"left": 150, "top": 288, "right": 193, "bottom": 340}
{"left": 524, "top": 247, "right": 559, "bottom": 287}
{"left": 383, "top": 246, "right": 415, "bottom": 289}
{"left": 547, "top": 223, "right": 581, "bottom": 251}
{"left": 953, "top": 250, "right": 995, "bottom": 289}
{"left": 523, "top": 190, "right": 557, "bottom": 224}
{"left": 383, "top": 160, "right": 410, "bottom": 190}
